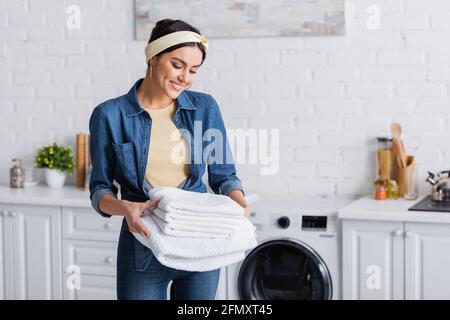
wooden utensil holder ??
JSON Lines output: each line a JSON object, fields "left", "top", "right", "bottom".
{"left": 397, "top": 155, "right": 416, "bottom": 197}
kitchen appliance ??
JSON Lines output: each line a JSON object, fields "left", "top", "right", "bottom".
{"left": 408, "top": 170, "right": 450, "bottom": 212}
{"left": 408, "top": 195, "right": 450, "bottom": 213}
{"left": 425, "top": 171, "right": 450, "bottom": 202}
{"left": 226, "top": 197, "right": 352, "bottom": 300}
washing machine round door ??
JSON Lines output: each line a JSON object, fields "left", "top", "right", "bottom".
{"left": 238, "top": 239, "right": 332, "bottom": 300}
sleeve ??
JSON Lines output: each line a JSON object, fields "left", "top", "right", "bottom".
{"left": 88, "top": 104, "right": 118, "bottom": 218}
{"left": 206, "top": 95, "right": 245, "bottom": 196}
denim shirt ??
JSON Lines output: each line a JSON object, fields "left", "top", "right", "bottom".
{"left": 89, "top": 78, "right": 244, "bottom": 218}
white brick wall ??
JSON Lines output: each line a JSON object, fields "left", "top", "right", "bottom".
{"left": 1, "top": 0, "right": 450, "bottom": 198}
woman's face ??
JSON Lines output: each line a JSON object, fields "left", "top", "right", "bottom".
{"left": 150, "top": 45, "right": 203, "bottom": 99}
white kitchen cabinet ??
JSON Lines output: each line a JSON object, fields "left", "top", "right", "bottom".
{"left": 63, "top": 273, "right": 116, "bottom": 300}
{"left": 0, "top": 208, "right": 7, "bottom": 299}
{"left": 0, "top": 204, "right": 13, "bottom": 299}
{"left": 405, "top": 222, "right": 450, "bottom": 299}
{"left": 342, "top": 219, "right": 450, "bottom": 300}
{"left": 61, "top": 206, "right": 119, "bottom": 300}
{"left": 0, "top": 204, "right": 61, "bottom": 299}
{"left": 342, "top": 220, "right": 404, "bottom": 300}
{"left": 62, "top": 239, "right": 118, "bottom": 277}
{"left": 0, "top": 186, "right": 229, "bottom": 300}
{"left": 62, "top": 206, "right": 122, "bottom": 242}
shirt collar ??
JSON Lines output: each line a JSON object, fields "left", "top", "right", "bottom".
{"left": 125, "top": 78, "right": 196, "bottom": 116}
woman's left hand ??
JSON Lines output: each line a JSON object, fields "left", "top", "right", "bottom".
{"left": 226, "top": 189, "right": 251, "bottom": 218}
{"left": 243, "top": 206, "right": 251, "bottom": 218}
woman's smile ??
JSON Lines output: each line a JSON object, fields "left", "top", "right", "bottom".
{"left": 170, "top": 80, "right": 185, "bottom": 92}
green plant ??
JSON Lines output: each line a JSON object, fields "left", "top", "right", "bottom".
{"left": 34, "top": 143, "right": 75, "bottom": 174}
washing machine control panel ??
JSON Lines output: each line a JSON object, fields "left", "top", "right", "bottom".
{"left": 272, "top": 215, "right": 329, "bottom": 231}
{"left": 277, "top": 216, "right": 291, "bottom": 229}
{"left": 301, "top": 215, "right": 328, "bottom": 231}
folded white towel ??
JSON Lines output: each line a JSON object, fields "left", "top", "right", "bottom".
{"left": 132, "top": 214, "right": 257, "bottom": 271}
{"left": 152, "top": 214, "right": 233, "bottom": 239}
{"left": 149, "top": 187, "right": 244, "bottom": 216}
{"left": 156, "top": 251, "right": 246, "bottom": 273}
{"left": 149, "top": 207, "right": 243, "bottom": 225}
{"left": 151, "top": 207, "right": 241, "bottom": 231}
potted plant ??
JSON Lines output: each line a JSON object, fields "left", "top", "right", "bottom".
{"left": 34, "top": 143, "right": 75, "bottom": 188}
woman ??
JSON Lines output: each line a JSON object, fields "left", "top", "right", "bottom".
{"left": 89, "top": 19, "right": 250, "bottom": 300}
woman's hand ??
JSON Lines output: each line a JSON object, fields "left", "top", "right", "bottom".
{"left": 123, "top": 199, "right": 159, "bottom": 238}
{"left": 243, "top": 206, "right": 251, "bottom": 218}
{"left": 226, "top": 190, "right": 251, "bottom": 218}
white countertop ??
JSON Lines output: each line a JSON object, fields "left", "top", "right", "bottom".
{"left": 338, "top": 195, "right": 450, "bottom": 224}
{"left": 0, "top": 184, "right": 92, "bottom": 207}
{"left": 249, "top": 194, "right": 355, "bottom": 214}
{"left": 0, "top": 184, "right": 356, "bottom": 213}
{"left": 7, "top": 185, "right": 446, "bottom": 224}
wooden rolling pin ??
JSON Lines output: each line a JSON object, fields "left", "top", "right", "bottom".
{"left": 87, "top": 134, "right": 91, "bottom": 167}
{"left": 76, "top": 133, "right": 86, "bottom": 188}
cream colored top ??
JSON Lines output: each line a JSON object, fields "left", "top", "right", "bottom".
{"left": 144, "top": 101, "right": 190, "bottom": 187}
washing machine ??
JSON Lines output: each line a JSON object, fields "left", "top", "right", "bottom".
{"left": 226, "top": 197, "right": 351, "bottom": 300}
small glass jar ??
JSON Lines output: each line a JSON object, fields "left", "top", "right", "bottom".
{"left": 375, "top": 184, "right": 387, "bottom": 200}
{"left": 10, "top": 158, "right": 25, "bottom": 188}
{"left": 387, "top": 180, "right": 399, "bottom": 200}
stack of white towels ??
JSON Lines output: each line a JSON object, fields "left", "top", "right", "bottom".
{"left": 132, "top": 187, "right": 257, "bottom": 272}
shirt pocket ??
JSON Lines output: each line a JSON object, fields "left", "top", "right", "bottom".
{"left": 112, "top": 142, "right": 138, "bottom": 180}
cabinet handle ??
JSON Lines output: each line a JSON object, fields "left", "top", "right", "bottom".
{"left": 405, "top": 231, "right": 413, "bottom": 238}
{"left": 394, "top": 229, "right": 403, "bottom": 237}
{"left": 10, "top": 211, "right": 17, "bottom": 217}
{"left": 1, "top": 211, "right": 8, "bottom": 217}
{"left": 104, "top": 223, "right": 113, "bottom": 229}
{"left": 105, "top": 257, "right": 113, "bottom": 264}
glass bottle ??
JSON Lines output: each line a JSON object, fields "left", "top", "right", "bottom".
{"left": 376, "top": 137, "right": 393, "bottom": 181}
{"left": 387, "top": 180, "right": 399, "bottom": 200}
{"left": 10, "top": 158, "right": 25, "bottom": 188}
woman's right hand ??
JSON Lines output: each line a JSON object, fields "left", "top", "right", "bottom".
{"left": 123, "top": 199, "right": 159, "bottom": 238}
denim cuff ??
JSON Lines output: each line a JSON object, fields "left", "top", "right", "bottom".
{"left": 91, "top": 189, "right": 117, "bottom": 218}
{"left": 217, "top": 178, "right": 245, "bottom": 197}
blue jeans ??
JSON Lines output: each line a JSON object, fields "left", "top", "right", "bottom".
{"left": 116, "top": 218, "right": 220, "bottom": 300}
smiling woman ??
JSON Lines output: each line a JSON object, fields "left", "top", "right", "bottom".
{"left": 88, "top": 19, "right": 250, "bottom": 301}
{"left": 139, "top": 20, "right": 208, "bottom": 109}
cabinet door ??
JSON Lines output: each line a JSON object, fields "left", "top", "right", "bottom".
{"left": 405, "top": 222, "right": 450, "bottom": 300}
{"left": 342, "top": 220, "right": 404, "bottom": 300}
{"left": 62, "top": 207, "right": 121, "bottom": 242}
{"left": 63, "top": 274, "right": 116, "bottom": 300}
{"left": 62, "top": 239, "right": 118, "bottom": 277}
{"left": 11, "top": 204, "right": 62, "bottom": 299}
{"left": 0, "top": 205, "right": 13, "bottom": 299}
{"left": 0, "top": 209, "right": 7, "bottom": 300}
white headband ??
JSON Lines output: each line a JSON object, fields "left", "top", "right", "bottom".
{"left": 144, "top": 31, "right": 208, "bottom": 64}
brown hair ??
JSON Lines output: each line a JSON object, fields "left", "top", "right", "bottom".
{"left": 148, "top": 19, "right": 207, "bottom": 64}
